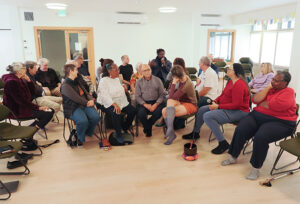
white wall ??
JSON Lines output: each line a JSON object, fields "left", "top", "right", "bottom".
{"left": 20, "top": 8, "right": 197, "bottom": 70}
{"left": 232, "top": 3, "right": 297, "bottom": 24}
{"left": 0, "top": 5, "right": 24, "bottom": 76}
{"left": 289, "top": 0, "right": 300, "bottom": 103}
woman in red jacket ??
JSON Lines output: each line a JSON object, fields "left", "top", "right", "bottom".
{"left": 221, "top": 71, "right": 297, "bottom": 180}
{"left": 2, "top": 62, "right": 54, "bottom": 129}
{"left": 183, "top": 63, "right": 250, "bottom": 154}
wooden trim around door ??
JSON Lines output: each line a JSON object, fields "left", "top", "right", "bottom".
{"left": 207, "top": 29, "right": 236, "bottom": 63}
{"left": 34, "top": 26, "right": 96, "bottom": 84}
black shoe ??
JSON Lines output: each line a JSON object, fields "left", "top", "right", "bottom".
{"left": 7, "top": 160, "right": 28, "bottom": 169}
{"left": 211, "top": 140, "right": 229, "bottom": 154}
{"left": 15, "top": 153, "right": 33, "bottom": 161}
{"left": 77, "top": 140, "right": 83, "bottom": 148}
{"left": 182, "top": 132, "right": 200, "bottom": 140}
{"left": 146, "top": 129, "right": 152, "bottom": 137}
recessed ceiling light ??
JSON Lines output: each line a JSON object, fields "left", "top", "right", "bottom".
{"left": 46, "top": 3, "right": 68, "bottom": 10}
{"left": 159, "top": 7, "right": 177, "bottom": 13}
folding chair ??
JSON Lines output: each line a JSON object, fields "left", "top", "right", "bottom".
{"left": 0, "top": 104, "right": 42, "bottom": 155}
{"left": 0, "top": 180, "right": 19, "bottom": 200}
{"left": 0, "top": 141, "right": 30, "bottom": 175}
{"left": 270, "top": 131, "right": 300, "bottom": 176}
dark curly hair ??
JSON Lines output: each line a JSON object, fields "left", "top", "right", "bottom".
{"left": 101, "top": 59, "right": 114, "bottom": 77}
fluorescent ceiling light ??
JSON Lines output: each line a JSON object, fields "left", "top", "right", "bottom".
{"left": 46, "top": 3, "right": 68, "bottom": 10}
{"left": 159, "top": 7, "right": 177, "bottom": 13}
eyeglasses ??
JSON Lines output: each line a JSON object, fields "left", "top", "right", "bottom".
{"left": 142, "top": 69, "right": 151, "bottom": 72}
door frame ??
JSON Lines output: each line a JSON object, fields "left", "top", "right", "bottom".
{"left": 34, "top": 26, "right": 96, "bottom": 84}
{"left": 207, "top": 29, "right": 236, "bottom": 63}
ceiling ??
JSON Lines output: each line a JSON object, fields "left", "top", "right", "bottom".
{"left": 0, "top": 0, "right": 297, "bottom": 15}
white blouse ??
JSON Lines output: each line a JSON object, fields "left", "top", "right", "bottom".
{"left": 97, "top": 77, "right": 129, "bottom": 109}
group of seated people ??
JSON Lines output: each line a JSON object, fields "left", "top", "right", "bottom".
{"left": 1, "top": 48, "right": 297, "bottom": 181}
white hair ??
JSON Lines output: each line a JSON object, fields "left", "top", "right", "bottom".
{"left": 73, "top": 52, "right": 83, "bottom": 60}
{"left": 38, "top": 58, "right": 49, "bottom": 66}
{"left": 200, "top": 56, "right": 211, "bottom": 66}
{"left": 135, "top": 62, "right": 143, "bottom": 72}
{"left": 6, "top": 62, "right": 25, "bottom": 74}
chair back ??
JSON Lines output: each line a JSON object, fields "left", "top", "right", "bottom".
{"left": 215, "top": 61, "right": 226, "bottom": 68}
{"left": 186, "top": 67, "right": 197, "bottom": 81}
{"left": 0, "top": 104, "right": 10, "bottom": 121}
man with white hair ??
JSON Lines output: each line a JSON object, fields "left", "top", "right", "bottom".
{"left": 135, "top": 64, "right": 166, "bottom": 137}
{"left": 195, "top": 56, "right": 218, "bottom": 107}
{"left": 73, "top": 52, "right": 91, "bottom": 80}
{"left": 35, "top": 58, "right": 62, "bottom": 97}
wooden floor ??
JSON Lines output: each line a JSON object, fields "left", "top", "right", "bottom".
{"left": 1, "top": 112, "right": 300, "bottom": 204}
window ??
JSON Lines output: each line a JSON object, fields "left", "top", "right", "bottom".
{"left": 250, "top": 17, "right": 295, "bottom": 68}
{"left": 208, "top": 30, "right": 235, "bottom": 62}
{"left": 261, "top": 32, "right": 277, "bottom": 63}
{"left": 275, "top": 32, "right": 294, "bottom": 66}
{"left": 249, "top": 33, "right": 261, "bottom": 63}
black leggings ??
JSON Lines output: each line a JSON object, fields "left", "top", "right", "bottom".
{"left": 21, "top": 109, "right": 54, "bottom": 129}
{"left": 228, "top": 111, "right": 296, "bottom": 168}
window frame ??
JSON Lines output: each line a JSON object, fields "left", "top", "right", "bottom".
{"left": 250, "top": 20, "right": 294, "bottom": 70}
{"left": 207, "top": 29, "right": 236, "bottom": 63}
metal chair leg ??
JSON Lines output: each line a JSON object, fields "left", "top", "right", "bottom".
{"left": 242, "top": 139, "right": 253, "bottom": 155}
{"left": 0, "top": 154, "right": 30, "bottom": 175}
{"left": 271, "top": 148, "right": 300, "bottom": 176}
{"left": 0, "top": 181, "right": 11, "bottom": 200}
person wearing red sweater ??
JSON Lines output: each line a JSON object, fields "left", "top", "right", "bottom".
{"left": 222, "top": 71, "right": 297, "bottom": 180}
{"left": 183, "top": 63, "right": 250, "bottom": 154}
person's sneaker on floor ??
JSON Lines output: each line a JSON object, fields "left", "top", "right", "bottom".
{"left": 77, "top": 140, "right": 83, "bottom": 148}
{"left": 182, "top": 132, "right": 200, "bottom": 140}
{"left": 221, "top": 156, "right": 237, "bottom": 166}
{"left": 211, "top": 140, "right": 229, "bottom": 154}
{"left": 246, "top": 168, "right": 260, "bottom": 180}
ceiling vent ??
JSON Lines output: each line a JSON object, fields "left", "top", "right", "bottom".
{"left": 200, "top": 24, "right": 220, "bottom": 27}
{"left": 24, "top": 12, "right": 34, "bottom": 21}
{"left": 201, "top": 14, "right": 221, "bottom": 18}
{"left": 114, "top": 12, "right": 147, "bottom": 25}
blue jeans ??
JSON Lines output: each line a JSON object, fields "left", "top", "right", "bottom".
{"left": 193, "top": 105, "right": 248, "bottom": 142}
{"left": 70, "top": 107, "right": 101, "bottom": 142}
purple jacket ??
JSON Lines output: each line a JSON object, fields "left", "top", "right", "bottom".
{"left": 248, "top": 72, "right": 274, "bottom": 93}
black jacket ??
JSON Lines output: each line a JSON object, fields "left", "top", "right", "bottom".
{"left": 61, "top": 78, "right": 92, "bottom": 118}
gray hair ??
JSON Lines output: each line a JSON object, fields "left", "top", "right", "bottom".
{"left": 200, "top": 56, "right": 211, "bottom": 66}
{"left": 66, "top": 59, "right": 77, "bottom": 66}
{"left": 73, "top": 52, "right": 83, "bottom": 60}
{"left": 25, "top": 61, "right": 37, "bottom": 70}
{"left": 38, "top": 58, "right": 49, "bottom": 66}
{"left": 135, "top": 62, "right": 143, "bottom": 72}
{"left": 6, "top": 62, "right": 25, "bottom": 74}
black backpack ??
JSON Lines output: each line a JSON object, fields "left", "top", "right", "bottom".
{"left": 109, "top": 132, "right": 133, "bottom": 146}
{"left": 21, "top": 138, "right": 38, "bottom": 151}
{"left": 67, "top": 129, "right": 78, "bottom": 147}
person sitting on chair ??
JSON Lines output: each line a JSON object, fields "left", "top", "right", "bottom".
{"left": 2, "top": 62, "right": 54, "bottom": 130}
{"left": 221, "top": 71, "right": 297, "bottom": 180}
{"left": 35, "top": 58, "right": 62, "bottom": 97}
{"left": 135, "top": 64, "right": 166, "bottom": 137}
{"left": 61, "top": 64, "right": 100, "bottom": 147}
{"left": 97, "top": 60, "right": 136, "bottom": 144}
{"left": 248, "top": 62, "right": 274, "bottom": 94}
{"left": 162, "top": 65, "right": 198, "bottom": 145}
{"left": 73, "top": 52, "right": 91, "bottom": 79}
{"left": 130, "top": 62, "right": 143, "bottom": 94}
{"left": 182, "top": 63, "right": 250, "bottom": 154}
{"left": 119, "top": 55, "right": 133, "bottom": 90}
{"left": 198, "top": 54, "right": 218, "bottom": 76}
{"left": 25, "top": 61, "right": 62, "bottom": 113}
{"left": 149, "top": 48, "right": 172, "bottom": 84}
{"left": 195, "top": 56, "right": 218, "bottom": 107}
